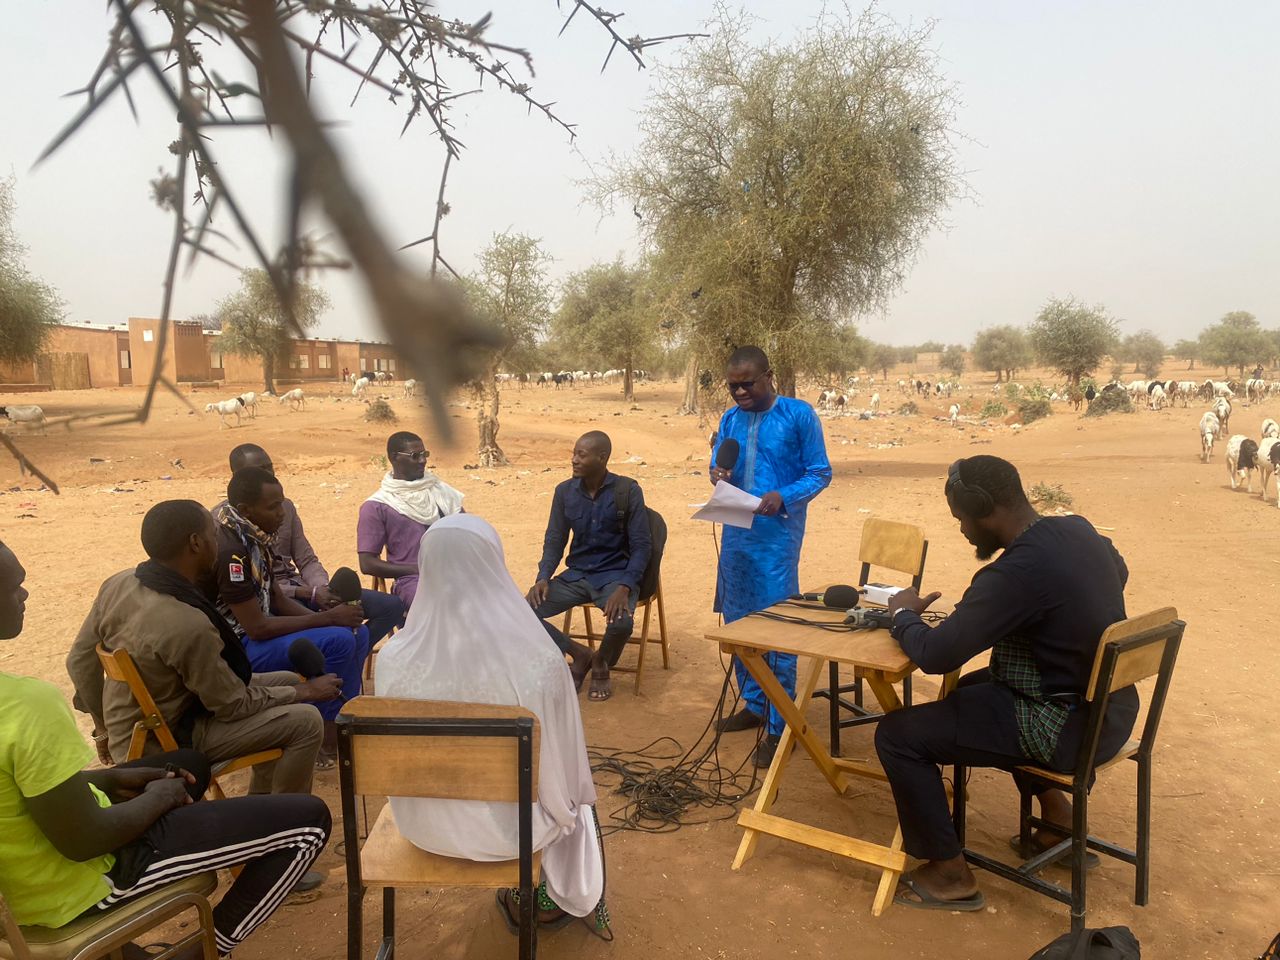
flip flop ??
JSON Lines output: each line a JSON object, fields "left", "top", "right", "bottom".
{"left": 1008, "top": 834, "right": 1100, "bottom": 870}
{"left": 315, "top": 752, "right": 337, "bottom": 771}
{"left": 893, "top": 875, "right": 985, "bottom": 912}
{"left": 588, "top": 672, "right": 612, "bottom": 702}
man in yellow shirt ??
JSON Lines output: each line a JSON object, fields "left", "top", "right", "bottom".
{"left": 0, "top": 541, "right": 330, "bottom": 956}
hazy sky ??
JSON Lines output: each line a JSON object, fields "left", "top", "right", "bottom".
{"left": 2, "top": 2, "right": 1277, "bottom": 347}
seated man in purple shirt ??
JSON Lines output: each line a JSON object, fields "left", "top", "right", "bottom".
{"left": 227, "top": 444, "right": 404, "bottom": 646}
{"left": 357, "top": 431, "right": 464, "bottom": 610}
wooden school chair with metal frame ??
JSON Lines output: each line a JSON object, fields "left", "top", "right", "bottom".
{"left": 0, "top": 874, "right": 218, "bottom": 960}
{"left": 952, "top": 607, "right": 1184, "bottom": 934}
{"left": 560, "top": 509, "right": 670, "bottom": 694}
{"left": 95, "top": 643, "right": 282, "bottom": 801}
{"left": 362, "top": 575, "right": 394, "bottom": 682}
{"left": 337, "top": 697, "right": 541, "bottom": 960}
{"left": 812, "top": 517, "right": 928, "bottom": 755}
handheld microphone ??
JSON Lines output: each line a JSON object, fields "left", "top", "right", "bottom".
{"left": 715, "top": 438, "right": 740, "bottom": 471}
{"left": 288, "top": 637, "right": 329, "bottom": 678}
{"left": 822, "top": 584, "right": 861, "bottom": 610}
{"left": 329, "top": 566, "right": 363, "bottom": 605}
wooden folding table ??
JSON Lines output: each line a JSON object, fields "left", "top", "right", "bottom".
{"left": 706, "top": 600, "right": 917, "bottom": 916}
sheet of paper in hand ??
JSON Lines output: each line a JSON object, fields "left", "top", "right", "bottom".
{"left": 690, "top": 480, "right": 762, "bottom": 529}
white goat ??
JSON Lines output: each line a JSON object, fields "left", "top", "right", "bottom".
{"left": 1199, "top": 411, "right": 1220, "bottom": 463}
{"left": 1226, "top": 434, "right": 1260, "bottom": 492}
{"left": 352, "top": 376, "right": 370, "bottom": 398}
{"left": 0, "top": 405, "right": 46, "bottom": 434}
{"left": 949, "top": 403, "right": 960, "bottom": 425}
{"left": 279, "top": 387, "right": 306, "bottom": 410}
{"left": 1258, "top": 437, "right": 1280, "bottom": 502}
{"left": 403, "top": 378, "right": 417, "bottom": 399}
{"left": 869, "top": 392, "right": 880, "bottom": 414}
{"left": 1148, "top": 384, "right": 1167, "bottom": 410}
{"left": 1213, "top": 396, "right": 1232, "bottom": 435}
{"left": 205, "top": 396, "right": 245, "bottom": 428}
{"left": 1262, "top": 418, "right": 1279, "bottom": 439}
{"left": 238, "top": 391, "right": 258, "bottom": 418}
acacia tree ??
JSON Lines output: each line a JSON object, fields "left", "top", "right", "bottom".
{"left": 940, "top": 344, "right": 966, "bottom": 379}
{"left": 597, "top": 8, "right": 963, "bottom": 404}
{"left": 1199, "top": 311, "right": 1268, "bottom": 378}
{"left": 870, "top": 343, "right": 899, "bottom": 380}
{"left": 216, "top": 269, "right": 329, "bottom": 395}
{"left": 553, "top": 259, "right": 655, "bottom": 401}
{"left": 971, "top": 325, "right": 1031, "bottom": 383}
{"left": 1118, "top": 330, "right": 1166, "bottom": 378}
{"left": 0, "top": 177, "right": 62, "bottom": 365}
{"left": 1028, "top": 297, "right": 1119, "bottom": 387}
{"left": 465, "top": 232, "right": 552, "bottom": 466}
{"left": 1172, "top": 338, "right": 1199, "bottom": 370}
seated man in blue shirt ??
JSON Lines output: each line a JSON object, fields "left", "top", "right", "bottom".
{"left": 525, "top": 431, "right": 652, "bottom": 703}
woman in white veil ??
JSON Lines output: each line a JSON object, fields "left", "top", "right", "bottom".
{"left": 374, "top": 513, "right": 609, "bottom": 932}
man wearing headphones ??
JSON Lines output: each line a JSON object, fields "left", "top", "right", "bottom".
{"left": 874, "top": 455, "right": 1139, "bottom": 912}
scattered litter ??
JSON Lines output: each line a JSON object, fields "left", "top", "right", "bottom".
{"left": 110, "top": 487, "right": 135, "bottom": 494}
{"left": 171, "top": 458, "right": 184, "bottom": 470}
{"left": 89, "top": 457, "right": 107, "bottom": 464}
{"left": 159, "top": 475, "right": 172, "bottom": 481}
{"left": 623, "top": 455, "right": 646, "bottom": 465}
{"left": 16, "top": 514, "right": 35, "bottom": 519}
{"left": 858, "top": 508, "right": 872, "bottom": 514}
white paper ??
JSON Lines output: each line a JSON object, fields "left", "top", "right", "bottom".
{"left": 690, "top": 480, "right": 762, "bottom": 529}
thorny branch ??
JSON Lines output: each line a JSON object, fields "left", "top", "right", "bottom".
{"left": 17, "top": 0, "right": 699, "bottom": 491}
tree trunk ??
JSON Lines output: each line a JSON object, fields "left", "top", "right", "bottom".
{"left": 474, "top": 365, "right": 508, "bottom": 466}
{"left": 1187, "top": 359, "right": 1195, "bottom": 370}
{"left": 623, "top": 364, "right": 634, "bottom": 402}
{"left": 263, "top": 354, "right": 276, "bottom": 395}
{"left": 776, "top": 365, "right": 797, "bottom": 397}
{"left": 678, "top": 355, "right": 699, "bottom": 416}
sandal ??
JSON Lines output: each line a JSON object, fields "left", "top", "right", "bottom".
{"left": 893, "top": 874, "right": 985, "bottom": 912}
{"left": 315, "top": 752, "right": 337, "bottom": 771}
{"left": 588, "top": 670, "right": 612, "bottom": 702}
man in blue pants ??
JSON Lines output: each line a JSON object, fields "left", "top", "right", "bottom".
{"left": 212, "top": 466, "right": 370, "bottom": 769}
{"left": 710, "top": 346, "right": 832, "bottom": 767}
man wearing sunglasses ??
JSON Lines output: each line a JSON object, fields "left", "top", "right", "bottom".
{"left": 358, "top": 431, "right": 465, "bottom": 611}
{"left": 710, "top": 345, "right": 832, "bottom": 767}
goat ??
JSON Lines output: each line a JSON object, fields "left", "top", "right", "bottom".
{"left": 1259, "top": 437, "right": 1280, "bottom": 502}
{"left": 1263, "top": 418, "right": 1279, "bottom": 439}
{"left": 1226, "top": 434, "right": 1260, "bottom": 492}
{"left": 205, "top": 396, "right": 245, "bottom": 429}
{"left": 869, "top": 392, "right": 880, "bottom": 414}
{"left": 1148, "top": 384, "right": 1167, "bottom": 410}
{"left": 238, "top": 391, "right": 258, "bottom": 418}
{"left": 403, "top": 378, "right": 417, "bottom": 398}
{"left": 949, "top": 403, "right": 960, "bottom": 425}
{"left": 1199, "top": 411, "right": 1221, "bottom": 463}
{"left": 1213, "top": 396, "right": 1232, "bottom": 435}
{"left": 352, "top": 376, "right": 370, "bottom": 398}
{"left": 0, "top": 405, "right": 46, "bottom": 434}
{"left": 279, "top": 387, "right": 306, "bottom": 410}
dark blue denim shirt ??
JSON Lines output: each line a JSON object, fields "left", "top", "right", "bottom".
{"left": 536, "top": 473, "right": 651, "bottom": 591}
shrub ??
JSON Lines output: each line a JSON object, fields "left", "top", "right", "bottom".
{"left": 895, "top": 400, "right": 919, "bottom": 415}
{"left": 1017, "top": 397, "right": 1052, "bottom": 424}
{"left": 364, "top": 399, "right": 398, "bottom": 424}
{"left": 979, "top": 399, "right": 1008, "bottom": 419}
{"left": 1029, "top": 481, "right": 1073, "bottom": 511}
{"left": 1084, "top": 389, "right": 1133, "bottom": 417}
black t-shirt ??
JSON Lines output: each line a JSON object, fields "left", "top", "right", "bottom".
{"left": 212, "top": 525, "right": 272, "bottom": 637}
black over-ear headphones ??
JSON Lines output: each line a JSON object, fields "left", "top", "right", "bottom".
{"left": 946, "top": 459, "right": 994, "bottom": 519}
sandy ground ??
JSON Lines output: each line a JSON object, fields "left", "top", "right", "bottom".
{"left": 1, "top": 373, "right": 1275, "bottom": 960}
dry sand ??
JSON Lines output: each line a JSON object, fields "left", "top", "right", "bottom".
{"left": 1, "top": 374, "right": 1273, "bottom": 959}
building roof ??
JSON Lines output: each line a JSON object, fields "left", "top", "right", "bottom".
{"left": 59, "top": 321, "right": 129, "bottom": 333}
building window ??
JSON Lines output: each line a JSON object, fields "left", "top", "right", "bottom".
{"left": 119, "top": 350, "right": 131, "bottom": 370}
{"left": 289, "top": 356, "right": 300, "bottom": 369}
{"left": 143, "top": 329, "right": 154, "bottom": 343}
{"left": 388, "top": 359, "right": 396, "bottom": 372}
{"left": 209, "top": 352, "right": 223, "bottom": 369}
{"left": 318, "top": 354, "right": 331, "bottom": 369}
{"left": 299, "top": 355, "right": 310, "bottom": 370}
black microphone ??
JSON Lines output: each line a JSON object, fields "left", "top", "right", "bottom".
{"left": 329, "top": 566, "right": 363, "bottom": 604}
{"left": 715, "top": 438, "right": 740, "bottom": 471}
{"left": 822, "top": 584, "right": 861, "bottom": 611}
{"left": 287, "top": 637, "right": 330, "bottom": 679}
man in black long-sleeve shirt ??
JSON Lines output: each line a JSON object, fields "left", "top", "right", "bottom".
{"left": 875, "top": 455, "right": 1139, "bottom": 911}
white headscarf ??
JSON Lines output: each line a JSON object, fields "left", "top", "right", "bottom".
{"left": 366, "top": 470, "right": 465, "bottom": 526}
{"left": 375, "top": 513, "right": 597, "bottom": 834}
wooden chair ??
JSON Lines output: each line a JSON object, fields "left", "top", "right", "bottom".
{"left": 363, "top": 575, "right": 396, "bottom": 683}
{"left": 337, "top": 697, "right": 540, "bottom": 960}
{"left": 560, "top": 508, "right": 670, "bottom": 694}
{"left": 812, "top": 518, "right": 928, "bottom": 755}
{"left": 0, "top": 873, "right": 217, "bottom": 960}
{"left": 953, "top": 608, "right": 1184, "bottom": 933}
{"left": 95, "top": 644, "right": 282, "bottom": 801}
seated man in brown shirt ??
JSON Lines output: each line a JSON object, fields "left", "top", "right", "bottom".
{"left": 68, "top": 499, "right": 342, "bottom": 796}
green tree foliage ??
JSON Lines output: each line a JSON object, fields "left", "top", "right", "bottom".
{"left": 1198, "top": 310, "right": 1269, "bottom": 378}
{"left": 216, "top": 268, "right": 329, "bottom": 394}
{"left": 812, "top": 325, "right": 869, "bottom": 382}
{"left": 552, "top": 259, "right": 656, "bottom": 401}
{"left": 1027, "top": 297, "right": 1119, "bottom": 386}
{"left": 0, "top": 177, "right": 63, "bottom": 364}
{"left": 1172, "top": 338, "right": 1199, "bottom": 370}
{"left": 597, "top": 8, "right": 963, "bottom": 398}
{"left": 870, "top": 343, "right": 899, "bottom": 379}
{"left": 915, "top": 340, "right": 944, "bottom": 354}
{"left": 1118, "top": 330, "right": 1166, "bottom": 378}
{"left": 940, "top": 344, "right": 966, "bottom": 379}
{"left": 464, "top": 232, "right": 552, "bottom": 466}
{"left": 971, "top": 325, "right": 1031, "bottom": 383}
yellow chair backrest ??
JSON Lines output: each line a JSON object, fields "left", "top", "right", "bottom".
{"left": 1085, "top": 607, "right": 1179, "bottom": 701}
{"left": 858, "top": 518, "right": 927, "bottom": 578}
{"left": 96, "top": 643, "right": 180, "bottom": 756}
